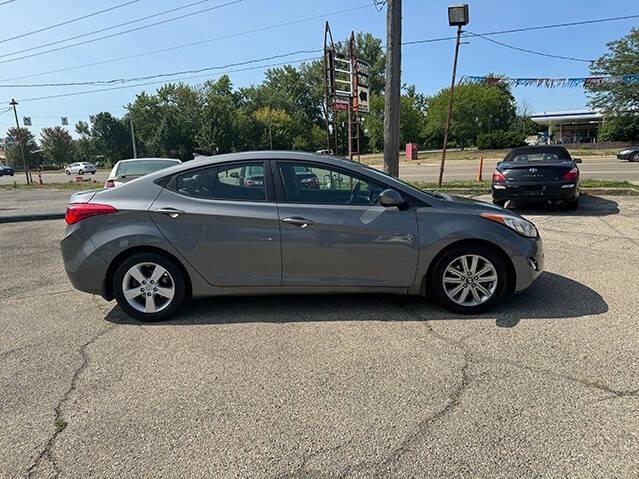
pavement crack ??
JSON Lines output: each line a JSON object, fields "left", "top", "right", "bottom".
{"left": 0, "top": 344, "right": 29, "bottom": 360}
{"left": 25, "top": 323, "right": 119, "bottom": 478}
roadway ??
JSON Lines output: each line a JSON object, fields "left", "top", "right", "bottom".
{"left": 396, "top": 155, "right": 639, "bottom": 183}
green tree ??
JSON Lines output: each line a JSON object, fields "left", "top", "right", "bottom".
{"left": 40, "top": 127, "right": 73, "bottom": 166}
{"left": 253, "top": 107, "right": 294, "bottom": 150}
{"left": 423, "top": 82, "right": 517, "bottom": 148}
{"left": 4, "top": 127, "right": 41, "bottom": 169}
{"left": 588, "top": 28, "right": 639, "bottom": 113}
{"left": 197, "top": 75, "right": 238, "bottom": 154}
{"left": 89, "top": 112, "right": 131, "bottom": 165}
{"left": 598, "top": 115, "right": 639, "bottom": 142}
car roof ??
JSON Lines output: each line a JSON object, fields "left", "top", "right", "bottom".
{"left": 118, "top": 157, "right": 181, "bottom": 163}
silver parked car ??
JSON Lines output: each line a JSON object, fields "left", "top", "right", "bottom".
{"left": 65, "top": 162, "right": 97, "bottom": 175}
{"left": 61, "top": 151, "right": 544, "bottom": 321}
{"left": 105, "top": 157, "right": 181, "bottom": 188}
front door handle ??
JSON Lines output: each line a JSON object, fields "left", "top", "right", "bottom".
{"left": 154, "top": 207, "right": 185, "bottom": 218}
{"left": 282, "top": 217, "right": 314, "bottom": 228}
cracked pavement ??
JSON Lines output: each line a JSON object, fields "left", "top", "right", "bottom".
{"left": 1, "top": 195, "right": 638, "bottom": 478}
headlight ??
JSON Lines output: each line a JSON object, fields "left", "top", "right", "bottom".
{"left": 480, "top": 213, "right": 538, "bottom": 238}
{"left": 620, "top": 150, "right": 630, "bottom": 155}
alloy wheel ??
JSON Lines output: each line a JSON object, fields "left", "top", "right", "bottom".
{"left": 442, "top": 254, "right": 498, "bottom": 307}
{"left": 121, "top": 262, "right": 175, "bottom": 313}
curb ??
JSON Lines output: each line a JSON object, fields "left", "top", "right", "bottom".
{"left": 0, "top": 213, "right": 65, "bottom": 224}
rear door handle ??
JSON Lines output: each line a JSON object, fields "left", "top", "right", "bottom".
{"left": 154, "top": 207, "right": 185, "bottom": 218}
{"left": 282, "top": 217, "right": 314, "bottom": 228}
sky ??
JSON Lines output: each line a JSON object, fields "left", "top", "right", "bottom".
{"left": 0, "top": 0, "right": 637, "bottom": 136}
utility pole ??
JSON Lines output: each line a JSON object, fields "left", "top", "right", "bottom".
{"left": 128, "top": 108, "right": 137, "bottom": 159}
{"left": 438, "top": 4, "right": 469, "bottom": 187}
{"left": 383, "top": 0, "right": 401, "bottom": 177}
{"left": 9, "top": 99, "right": 29, "bottom": 185}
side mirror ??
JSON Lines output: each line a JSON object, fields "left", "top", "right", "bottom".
{"left": 380, "top": 189, "right": 408, "bottom": 208}
{"left": 573, "top": 158, "right": 582, "bottom": 164}
{"left": 230, "top": 171, "right": 239, "bottom": 178}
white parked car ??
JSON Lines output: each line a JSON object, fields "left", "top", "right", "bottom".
{"left": 105, "top": 158, "right": 181, "bottom": 188}
{"left": 65, "top": 162, "right": 97, "bottom": 175}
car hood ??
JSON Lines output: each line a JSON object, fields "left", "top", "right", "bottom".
{"left": 435, "top": 192, "right": 523, "bottom": 215}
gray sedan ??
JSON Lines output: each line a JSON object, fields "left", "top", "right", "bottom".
{"left": 61, "top": 151, "right": 544, "bottom": 321}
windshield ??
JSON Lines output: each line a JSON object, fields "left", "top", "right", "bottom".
{"left": 115, "top": 160, "right": 179, "bottom": 177}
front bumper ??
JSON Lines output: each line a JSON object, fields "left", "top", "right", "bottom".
{"left": 617, "top": 152, "right": 631, "bottom": 160}
{"left": 513, "top": 234, "right": 544, "bottom": 292}
{"left": 492, "top": 182, "right": 578, "bottom": 202}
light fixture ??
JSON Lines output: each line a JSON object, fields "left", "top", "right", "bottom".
{"left": 448, "top": 4, "right": 469, "bottom": 26}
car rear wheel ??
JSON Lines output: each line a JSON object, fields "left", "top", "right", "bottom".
{"left": 78, "top": 169, "right": 84, "bottom": 175}
{"left": 492, "top": 199, "right": 506, "bottom": 207}
{"left": 565, "top": 198, "right": 579, "bottom": 210}
{"left": 113, "top": 253, "right": 186, "bottom": 322}
{"left": 66, "top": 170, "right": 70, "bottom": 175}
{"left": 431, "top": 245, "right": 509, "bottom": 314}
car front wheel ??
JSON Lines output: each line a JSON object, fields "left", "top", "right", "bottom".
{"left": 78, "top": 169, "right": 83, "bottom": 175}
{"left": 431, "top": 245, "right": 509, "bottom": 314}
{"left": 113, "top": 253, "right": 186, "bottom": 321}
{"left": 631, "top": 152, "right": 639, "bottom": 162}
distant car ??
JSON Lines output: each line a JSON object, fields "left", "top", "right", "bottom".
{"left": 315, "top": 149, "right": 334, "bottom": 155}
{"left": 105, "top": 158, "right": 181, "bottom": 188}
{"left": 0, "top": 165, "right": 14, "bottom": 176}
{"left": 616, "top": 146, "right": 639, "bottom": 162}
{"left": 492, "top": 145, "right": 581, "bottom": 210}
{"left": 65, "top": 162, "right": 96, "bottom": 175}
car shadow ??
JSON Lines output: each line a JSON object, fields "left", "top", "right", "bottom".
{"left": 103, "top": 272, "right": 607, "bottom": 329}
{"left": 506, "top": 194, "right": 619, "bottom": 217}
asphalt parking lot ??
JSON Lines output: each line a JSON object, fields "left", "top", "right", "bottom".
{"left": 1, "top": 195, "right": 638, "bottom": 478}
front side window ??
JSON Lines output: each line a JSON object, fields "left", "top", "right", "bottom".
{"left": 175, "top": 162, "right": 266, "bottom": 201}
{"left": 278, "top": 162, "right": 385, "bottom": 205}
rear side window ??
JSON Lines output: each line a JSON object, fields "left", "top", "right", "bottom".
{"left": 175, "top": 162, "right": 266, "bottom": 201}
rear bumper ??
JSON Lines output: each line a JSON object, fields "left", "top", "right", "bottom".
{"left": 492, "top": 183, "right": 578, "bottom": 201}
{"left": 60, "top": 223, "right": 109, "bottom": 297}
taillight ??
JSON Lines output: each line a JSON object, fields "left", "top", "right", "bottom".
{"left": 562, "top": 167, "right": 579, "bottom": 181}
{"left": 105, "top": 179, "right": 115, "bottom": 188}
{"left": 492, "top": 170, "right": 506, "bottom": 182}
{"left": 65, "top": 203, "right": 117, "bottom": 225}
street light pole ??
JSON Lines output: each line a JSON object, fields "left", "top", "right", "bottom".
{"left": 437, "top": 25, "right": 463, "bottom": 187}
{"left": 9, "top": 99, "right": 29, "bottom": 185}
{"left": 438, "top": 4, "right": 469, "bottom": 187}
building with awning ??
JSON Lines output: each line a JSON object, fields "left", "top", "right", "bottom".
{"left": 530, "top": 110, "right": 603, "bottom": 144}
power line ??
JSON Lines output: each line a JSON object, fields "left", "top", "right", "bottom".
{"left": 17, "top": 56, "right": 321, "bottom": 103}
{"left": 0, "top": 0, "right": 16, "bottom": 6}
{"left": 404, "top": 13, "right": 639, "bottom": 45}
{"left": 466, "top": 31, "right": 594, "bottom": 63}
{"left": 0, "top": 49, "right": 322, "bottom": 88}
{"left": 0, "top": 0, "right": 141, "bottom": 45}
{"left": 0, "top": 3, "right": 372, "bottom": 83}
{"left": 0, "top": 0, "right": 244, "bottom": 65}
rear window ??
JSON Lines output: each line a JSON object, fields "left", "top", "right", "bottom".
{"left": 116, "top": 160, "right": 179, "bottom": 177}
{"left": 508, "top": 148, "right": 571, "bottom": 163}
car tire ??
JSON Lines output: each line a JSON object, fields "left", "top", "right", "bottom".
{"left": 91, "top": 171, "right": 95, "bottom": 174}
{"left": 430, "top": 244, "right": 509, "bottom": 315}
{"left": 631, "top": 153, "right": 639, "bottom": 162}
{"left": 565, "top": 198, "right": 579, "bottom": 210}
{"left": 66, "top": 170, "right": 70, "bottom": 175}
{"left": 78, "top": 169, "right": 83, "bottom": 175}
{"left": 113, "top": 252, "right": 187, "bottom": 322}
{"left": 492, "top": 199, "right": 506, "bottom": 207}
